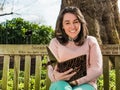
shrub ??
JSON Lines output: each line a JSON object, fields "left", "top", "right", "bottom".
{"left": 97, "top": 70, "right": 115, "bottom": 90}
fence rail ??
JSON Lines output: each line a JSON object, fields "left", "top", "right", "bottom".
{"left": 0, "top": 44, "right": 120, "bottom": 90}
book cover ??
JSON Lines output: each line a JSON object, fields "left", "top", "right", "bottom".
{"left": 46, "top": 46, "right": 87, "bottom": 82}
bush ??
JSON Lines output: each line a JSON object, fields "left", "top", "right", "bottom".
{"left": 97, "top": 70, "right": 115, "bottom": 90}
{"left": 0, "top": 18, "right": 54, "bottom": 44}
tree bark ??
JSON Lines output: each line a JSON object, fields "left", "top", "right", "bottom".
{"left": 61, "top": 0, "right": 120, "bottom": 44}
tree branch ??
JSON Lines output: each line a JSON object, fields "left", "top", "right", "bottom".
{"left": 0, "top": 12, "right": 13, "bottom": 16}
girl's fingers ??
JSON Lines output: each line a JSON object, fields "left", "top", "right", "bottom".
{"left": 62, "top": 71, "right": 76, "bottom": 80}
{"left": 54, "top": 65, "right": 57, "bottom": 70}
{"left": 63, "top": 68, "right": 74, "bottom": 75}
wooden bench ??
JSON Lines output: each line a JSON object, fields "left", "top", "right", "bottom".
{"left": 0, "top": 44, "right": 120, "bottom": 90}
{"left": 101, "top": 44, "right": 120, "bottom": 90}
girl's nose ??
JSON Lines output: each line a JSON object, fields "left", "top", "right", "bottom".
{"left": 70, "top": 23, "right": 75, "bottom": 29}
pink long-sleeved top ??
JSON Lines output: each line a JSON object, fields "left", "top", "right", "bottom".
{"left": 48, "top": 36, "right": 103, "bottom": 89}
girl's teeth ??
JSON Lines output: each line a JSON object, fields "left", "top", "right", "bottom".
{"left": 70, "top": 30, "right": 75, "bottom": 32}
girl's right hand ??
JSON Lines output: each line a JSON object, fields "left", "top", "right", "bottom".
{"left": 53, "top": 65, "right": 76, "bottom": 81}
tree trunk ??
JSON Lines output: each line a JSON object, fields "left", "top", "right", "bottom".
{"left": 61, "top": 0, "right": 120, "bottom": 44}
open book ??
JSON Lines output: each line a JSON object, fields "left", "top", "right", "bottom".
{"left": 46, "top": 46, "right": 87, "bottom": 82}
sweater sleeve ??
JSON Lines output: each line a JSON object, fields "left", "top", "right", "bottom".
{"left": 77, "top": 36, "right": 103, "bottom": 85}
{"left": 47, "top": 38, "right": 58, "bottom": 82}
{"left": 47, "top": 65, "right": 56, "bottom": 82}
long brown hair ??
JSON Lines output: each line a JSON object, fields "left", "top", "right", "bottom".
{"left": 55, "top": 6, "right": 88, "bottom": 46}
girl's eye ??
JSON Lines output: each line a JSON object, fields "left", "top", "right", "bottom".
{"left": 74, "top": 20, "right": 79, "bottom": 24}
{"left": 65, "top": 22, "right": 70, "bottom": 25}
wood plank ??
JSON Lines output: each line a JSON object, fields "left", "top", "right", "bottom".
{"left": 13, "top": 56, "right": 20, "bottom": 90}
{"left": 24, "top": 56, "right": 31, "bottom": 90}
{"left": 115, "top": 56, "right": 120, "bottom": 90}
{"left": 0, "top": 45, "right": 47, "bottom": 55}
{"left": 103, "top": 56, "right": 109, "bottom": 90}
{"left": 2, "top": 55, "right": 10, "bottom": 90}
{"left": 35, "top": 56, "right": 42, "bottom": 90}
{"left": 101, "top": 44, "right": 120, "bottom": 55}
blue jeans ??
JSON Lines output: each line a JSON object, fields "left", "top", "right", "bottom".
{"left": 49, "top": 80, "right": 95, "bottom": 90}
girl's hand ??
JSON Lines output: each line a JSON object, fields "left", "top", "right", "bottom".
{"left": 53, "top": 65, "right": 76, "bottom": 81}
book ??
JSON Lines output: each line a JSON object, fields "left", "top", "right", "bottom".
{"left": 46, "top": 46, "right": 87, "bottom": 82}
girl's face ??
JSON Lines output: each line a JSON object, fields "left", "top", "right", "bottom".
{"left": 62, "top": 13, "right": 81, "bottom": 39}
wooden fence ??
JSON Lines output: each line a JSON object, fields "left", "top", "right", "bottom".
{"left": 0, "top": 44, "right": 120, "bottom": 90}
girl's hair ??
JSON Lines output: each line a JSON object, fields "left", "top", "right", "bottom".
{"left": 55, "top": 6, "right": 88, "bottom": 46}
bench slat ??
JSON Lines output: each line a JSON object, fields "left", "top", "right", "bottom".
{"left": 103, "top": 56, "right": 109, "bottom": 90}
{"left": 2, "top": 55, "right": 10, "bottom": 90}
{"left": 35, "top": 56, "right": 42, "bottom": 90}
{"left": 24, "top": 56, "right": 31, "bottom": 90}
{"left": 115, "top": 56, "right": 120, "bottom": 90}
{"left": 13, "top": 56, "right": 20, "bottom": 90}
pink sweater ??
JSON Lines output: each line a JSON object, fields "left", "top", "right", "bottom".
{"left": 48, "top": 36, "right": 103, "bottom": 89}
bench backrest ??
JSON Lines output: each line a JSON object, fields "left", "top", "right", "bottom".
{"left": 0, "top": 44, "right": 120, "bottom": 90}
{"left": 101, "top": 45, "right": 120, "bottom": 90}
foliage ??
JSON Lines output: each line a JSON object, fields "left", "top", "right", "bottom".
{"left": 32, "top": 25, "right": 54, "bottom": 44}
{"left": 97, "top": 70, "right": 115, "bottom": 90}
{"left": 0, "top": 18, "right": 54, "bottom": 44}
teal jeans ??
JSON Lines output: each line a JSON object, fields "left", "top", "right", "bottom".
{"left": 49, "top": 80, "right": 95, "bottom": 90}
